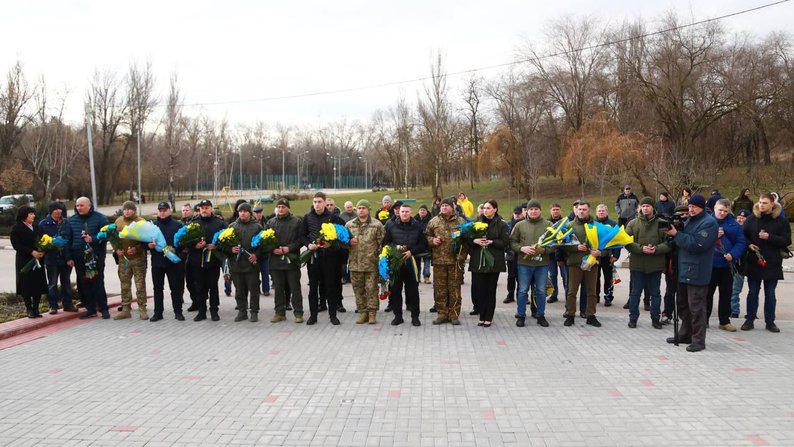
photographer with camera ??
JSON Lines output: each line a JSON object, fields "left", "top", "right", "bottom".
{"left": 660, "top": 205, "right": 689, "bottom": 324}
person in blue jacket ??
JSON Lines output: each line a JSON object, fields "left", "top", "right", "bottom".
{"left": 664, "top": 194, "right": 718, "bottom": 352}
{"left": 39, "top": 201, "right": 77, "bottom": 314}
{"left": 61, "top": 197, "right": 110, "bottom": 319}
{"left": 706, "top": 198, "right": 746, "bottom": 332}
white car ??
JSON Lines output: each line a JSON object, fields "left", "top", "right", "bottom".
{"left": 0, "top": 194, "right": 35, "bottom": 214}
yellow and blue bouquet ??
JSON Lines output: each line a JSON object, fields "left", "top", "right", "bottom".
{"left": 21, "top": 233, "right": 67, "bottom": 273}
{"left": 457, "top": 221, "right": 493, "bottom": 269}
{"left": 300, "top": 222, "right": 351, "bottom": 265}
{"left": 98, "top": 223, "right": 129, "bottom": 267}
{"left": 119, "top": 220, "right": 181, "bottom": 263}
{"left": 580, "top": 222, "right": 633, "bottom": 271}
{"left": 174, "top": 222, "right": 203, "bottom": 248}
{"left": 213, "top": 227, "right": 254, "bottom": 263}
{"left": 378, "top": 244, "right": 407, "bottom": 300}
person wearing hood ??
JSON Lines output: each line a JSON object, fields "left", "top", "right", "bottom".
{"left": 39, "top": 201, "right": 76, "bottom": 314}
{"left": 655, "top": 192, "right": 675, "bottom": 219}
{"left": 113, "top": 201, "right": 149, "bottom": 320}
{"left": 148, "top": 202, "right": 185, "bottom": 321}
{"left": 187, "top": 199, "right": 227, "bottom": 322}
{"left": 624, "top": 197, "right": 671, "bottom": 329}
{"left": 463, "top": 199, "right": 509, "bottom": 328}
{"left": 706, "top": 199, "right": 746, "bottom": 332}
{"left": 61, "top": 197, "right": 110, "bottom": 319}
{"left": 222, "top": 202, "right": 263, "bottom": 323}
{"left": 509, "top": 199, "right": 553, "bottom": 328}
{"left": 732, "top": 188, "right": 753, "bottom": 216}
{"left": 457, "top": 192, "right": 475, "bottom": 218}
{"left": 741, "top": 193, "right": 791, "bottom": 333}
{"left": 562, "top": 201, "right": 603, "bottom": 328}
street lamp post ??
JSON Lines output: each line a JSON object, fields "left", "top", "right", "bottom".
{"left": 359, "top": 156, "right": 368, "bottom": 190}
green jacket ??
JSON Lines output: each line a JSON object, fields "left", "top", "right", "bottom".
{"left": 226, "top": 218, "right": 263, "bottom": 273}
{"left": 563, "top": 216, "right": 592, "bottom": 267}
{"left": 464, "top": 215, "right": 509, "bottom": 273}
{"left": 509, "top": 217, "right": 555, "bottom": 266}
{"left": 264, "top": 212, "right": 302, "bottom": 271}
{"left": 624, "top": 213, "right": 670, "bottom": 273}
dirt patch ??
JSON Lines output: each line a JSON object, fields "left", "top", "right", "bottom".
{"left": 0, "top": 290, "right": 82, "bottom": 323}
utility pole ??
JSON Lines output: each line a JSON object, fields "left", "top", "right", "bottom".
{"left": 84, "top": 103, "right": 98, "bottom": 205}
{"left": 137, "top": 129, "right": 142, "bottom": 205}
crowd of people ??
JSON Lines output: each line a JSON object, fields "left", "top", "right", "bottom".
{"left": 10, "top": 187, "right": 791, "bottom": 352}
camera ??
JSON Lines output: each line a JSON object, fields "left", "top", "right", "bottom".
{"left": 670, "top": 214, "right": 687, "bottom": 230}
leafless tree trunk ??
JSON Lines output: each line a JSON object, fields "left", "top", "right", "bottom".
{"left": 163, "top": 74, "right": 184, "bottom": 209}
{"left": 0, "top": 61, "right": 33, "bottom": 173}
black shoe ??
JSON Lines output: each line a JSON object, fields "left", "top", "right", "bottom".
{"left": 193, "top": 313, "right": 207, "bottom": 322}
{"left": 79, "top": 312, "right": 97, "bottom": 320}
{"left": 210, "top": 312, "right": 220, "bottom": 322}
{"left": 306, "top": 315, "right": 318, "bottom": 325}
{"left": 411, "top": 317, "right": 421, "bottom": 327}
{"left": 579, "top": 311, "right": 586, "bottom": 318}
{"left": 604, "top": 300, "right": 612, "bottom": 307}
{"left": 628, "top": 320, "right": 637, "bottom": 328}
{"left": 586, "top": 316, "right": 601, "bottom": 327}
{"left": 384, "top": 305, "right": 392, "bottom": 312}
{"left": 175, "top": 313, "right": 185, "bottom": 321}
{"left": 62, "top": 306, "right": 78, "bottom": 313}
{"left": 766, "top": 322, "right": 780, "bottom": 333}
{"left": 101, "top": 312, "right": 111, "bottom": 319}
{"left": 662, "top": 318, "right": 672, "bottom": 326}
{"left": 503, "top": 296, "right": 515, "bottom": 304}
{"left": 319, "top": 304, "right": 328, "bottom": 312}
{"left": 741, "top": 321, "right": 754, "bottom": 331}
{"left": 644, "top": 303, "right": 651, "bottom": 311}
{"left": 330, "top": 316, "right": 341, "bottom": 325}
{"left": 285, "top": 304, "right": 293, "bottom": 311}
{"left": 547, "top": 297, "right": 558, "bottom": 303}
{"left": 187, "top": 305, "right": 198, "bottom": 312}
{"left": 49, "top": 308, "right": 58, "bottom": 315}
{"left": 429, "top": 306, "right": 437, "bottom": 313}
{"left": 731, "top": 312, "right": 739, "bottom": 318}
{"left": 263, "top": 291, "right": 271, "bottom": 297}
{"left": 337, "top": 305, "right": 347, "bottom": 313}
{"left": 469, "top": 309, "right": 480, "bottom": 316}
{"left": 564, "top": 317, "right": 575, "bottom": 327}
{"left": 536, "top": 316, "right": 549, "bottom": 327}
{"left": 531, "top": 310, "right": 537, "bottom": 318}
{"left": 149, "top": 314, "right": 163, "bottom": 322}
{"left": 516, "top": 317, "right": 525, "bottom": 327}
{"left": 651, "top": 318, "right": 663, "bottom": 329}
{"left": 225, "top": 292, "right": 232, "bottom": 297}
{"left": 686, "top": 344, "right": 705, "bottom": 352}
{"left": 391, "top": 316, "right": 404, "bottom": 326}
{"left": 666, "top": 337, "right": 691, "bottom": 344}
{"left": 622, "top": 302, "right": 629, "bottom": 309}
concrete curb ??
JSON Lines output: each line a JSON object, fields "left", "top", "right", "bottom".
{"left": 0, "top": 295, "right": 123, "bottom": 341}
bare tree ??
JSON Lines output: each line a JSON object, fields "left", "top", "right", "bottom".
{"left": 462, "top": 76, "right": 485, "bottom": 189}
{"left": 416, "top": 52, "right": 451, "bottom": 198}
{"left": 162, "top": 74, "right": 184, "bottom": 208}
{"left": 0, "top": 61, "right": 33, "bottom": 173}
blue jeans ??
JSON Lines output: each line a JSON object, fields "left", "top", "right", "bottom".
{"left": 260, "top": 258, "right": 271, "bottom": 294}
{"left": 548, "top": 259, "right": 568, "bottom": 300}
{"left": 419, "top": 255, "right": 431, "bottom": 279}
{"left": 628, "top": 270, "right": 662, "bottom": 321}
{"left": 730, "top": 273, "right": 743, "bottom": 315}
{"left": 46, "top": 263, "right": 73, "bottom": 309}
{"left": 517, "top": 264, "right": 549, "bottom": 318}
{"left": 745, "top": 278, "right": 777, "bottom": 323}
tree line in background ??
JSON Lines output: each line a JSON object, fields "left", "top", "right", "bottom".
{"left": 1, "top": 12, "right": 794, "bottom": 205}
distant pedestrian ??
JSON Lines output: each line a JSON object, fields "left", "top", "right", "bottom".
{"left": 615, "top": 185, "right": 639, "bottom": 227}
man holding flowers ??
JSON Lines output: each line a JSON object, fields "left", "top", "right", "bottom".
{"left": 563, "top": 201, "right": 602, "bottom": 328}
{"left": 148, "top": 202, "right": 186, "bottom": 322}
{"left": 425, "top": 197, "right": 467, "bottom": 325}
{"left": 188, "top": 199, "right": 227, "bottom": 322}
{"left": 264, "top": 198, "right": 305, "bottom": 323}
{"left": 509, "top": 199, "right": 553, "bottom": 328}
{"left": 384, "top": 203, "right": 428, "bottom": 326}
{"left": 113, "top": 201, "right": 149, "bottom": 320}
{"left": 346, "top": 199, "right": 385, "bottom": 324}
{"left": 222, "top": 202, "right": 262, "bottom": 323}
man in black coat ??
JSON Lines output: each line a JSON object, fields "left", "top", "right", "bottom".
{"left": 187, "top": 199, "right": 227, "bottom": 322}
{"left": 384, "top": 203, "right": 428, "bottom": 327}
{"left": 148, "top": 202, "right": 185, "bottom": 322}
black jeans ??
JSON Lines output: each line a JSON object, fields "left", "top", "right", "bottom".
{"left": 308, "top": 259, "right": 341, "bottom": 317}
{"left": 184, "top": 263, "right": 197, "bottom": 304}
{"left": 474, "top": 271, "right": 500, "bottom": 321}
{"left": 74, "top": 257, "right": 108, "bottom": 315}
{"left": 707, "top": 267, "right": 733, "bottom": 325}
{"left": 506, "top": 258, "right": 517, "bottom": 298}
{"left": 193, "top": 265, "right": 220, "bottom": 314}
{"left": 389, "top": 262, "right": 420, "bottom": 319}
{"left": 152, "top": 263, "right": 185, "bottom": 317}
{"left": 662, "top": 272, "right": 676, "bottom": 317}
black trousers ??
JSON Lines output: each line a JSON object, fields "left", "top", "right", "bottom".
{"left": 474, "top": 271, "right": 500, "bottom": 321}
{"left": 677, "top": 283, "right": 708, "bottom": 347}
{"left": 192, "top": 264, "right": 220, "bottom": 314}
{"left": 470, "top": 272, "right": 480, "bottom": 311}
{"left": 506, "top": 258, "right": 517, "bottom": 298}
{"left": 152, "top": 263, "right": 185, "bottom": 317}
{"left": 707, "top": 267, "right": 733, "bottom": 325}
{"left": 389, "top": 262, "right": 420, "bottom": 319}
{"left": 662, "top": 272, "right": 676, "bottom": 317}
{"left": 308, "top": 259, "right": 341, "bottom": 318}
{"left": 75, "top": 257, "right": 108, "bottom": 315}
{"left": 184, "top": 262, "right": 197, "bottom": 304}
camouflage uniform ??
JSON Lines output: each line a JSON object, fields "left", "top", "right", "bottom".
{"left": 346, "top": 216, "right": 385, "bottom": 316}
{"left": 425, "top": 213, "right": 466, "bottom": 321}
{"left": 115, "top": 215, "right": 148, "bottom": 317}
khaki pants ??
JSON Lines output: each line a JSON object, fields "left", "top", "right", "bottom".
{"left": 119, "top": 256, "right": 147, "bottom": 310}
{"left": 566, "top": 265, "right": 597, "bottom": 317}
{"left": 433, "top": 263, "right": 463, "bottom": 319}
{"left": 351, "top": 271, "right": 379, "bottom": 312}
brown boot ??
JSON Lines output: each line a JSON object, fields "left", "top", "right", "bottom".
{"left": 114, "top": 305, "right": 132, "bottom": 320}
{"left": 368, "top": 311, "right": 377, "bottom": 324}
{"left": 356, "top": 312, "right": 369, "bottom": 324}
{"left": 139, "top": 307, "right": 149, "bottom": 320}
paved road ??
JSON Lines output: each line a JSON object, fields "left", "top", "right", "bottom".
{"left": 2, "top": 250, "right": 794, "bottom": 445}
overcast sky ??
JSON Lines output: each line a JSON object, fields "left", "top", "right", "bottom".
{"left": 2, "top": 0, "right": 791, "bottom": 128}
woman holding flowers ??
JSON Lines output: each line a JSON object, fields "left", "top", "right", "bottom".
{"left": 11, "top": 206, "right": 47, "bottom": 318}
{"left": 464, "top": 199, "right": 509, "bottom": 327}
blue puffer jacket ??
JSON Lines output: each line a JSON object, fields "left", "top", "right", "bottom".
{"left": 674, "top": 211, "right": 718, "bottom": 286}
{"left": 60, "top": 206, "right": 109, "bottom": 263}
{"left": 712, "top": 213, "right": 745, "bottom": 269}
{"left": 39, "top": 215, "right": 69, "bottom": 266}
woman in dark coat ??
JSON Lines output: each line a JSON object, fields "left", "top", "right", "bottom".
{"left": 10, "top": 205, "right": 48, "bottom": 318}
{"left": 464, "top": 199, "right": 509, "bottom": 327}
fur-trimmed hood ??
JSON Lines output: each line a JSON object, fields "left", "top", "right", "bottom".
{"left": 753, "top": 201, "right": 782, "bottom": 219}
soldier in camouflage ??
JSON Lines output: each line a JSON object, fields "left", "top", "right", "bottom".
{"left": 114, "top": 201, "right": 149, "bottom": 320}
{"left": 425, "top": 197, "right": 467, "bottom": 325}
{"left": 346, "top": 199, "right": 385, "bottom": 324}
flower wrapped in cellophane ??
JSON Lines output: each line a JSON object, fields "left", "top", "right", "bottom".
{"left": 97, "top": 223, "right": 129, "bottom": 267}
{"left": 21, "top": 233, "right": 67, "bottom": 273}
{"left": 580, "top": 222, "right": 633, "bottom": 271}
{"left": 525, "top": 217, "right": 579, "bottom": 262}
{"left": 119, "top": 220, "right": 181, "bottom": 263}
{"left": 213, "top": 227, "right": 254, "bottom": 263}
{"left": 174, "top": 222, "right": 203, "bottom": 248}
{"left": 378, "top": 244, "right": 407, "bottom": 300}
{"left": 377, "top": 209, "right": 391, "bottom": 224}
{"left": 254, "top": 228, "right": 295, "bottom": 265}
{"left": 457, "top": 221, "right": 492, "bottom": 269}
{"left": 300, "top": 223, "right": 351, "bottom": 265}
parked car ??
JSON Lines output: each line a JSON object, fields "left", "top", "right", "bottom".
{"left": 0, "top": 194, "right": 35, "bottom": 214}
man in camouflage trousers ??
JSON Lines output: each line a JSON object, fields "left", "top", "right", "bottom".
{"left": 425, "top": 197, "right": 467, "bottom": 325}
{"left": 346, "top": 199, "right": 385, "bottom": 324}
{"left": 114, "top": 201, "right": 149, "bottom": 320}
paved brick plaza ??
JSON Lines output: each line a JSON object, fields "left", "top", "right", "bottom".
{"left": 1, "top": 277, "right": 793, "bottom": 447}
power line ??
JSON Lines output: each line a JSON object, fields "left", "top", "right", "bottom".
{"left": 175, "top": 0, "right": 788, "bottom": 108}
